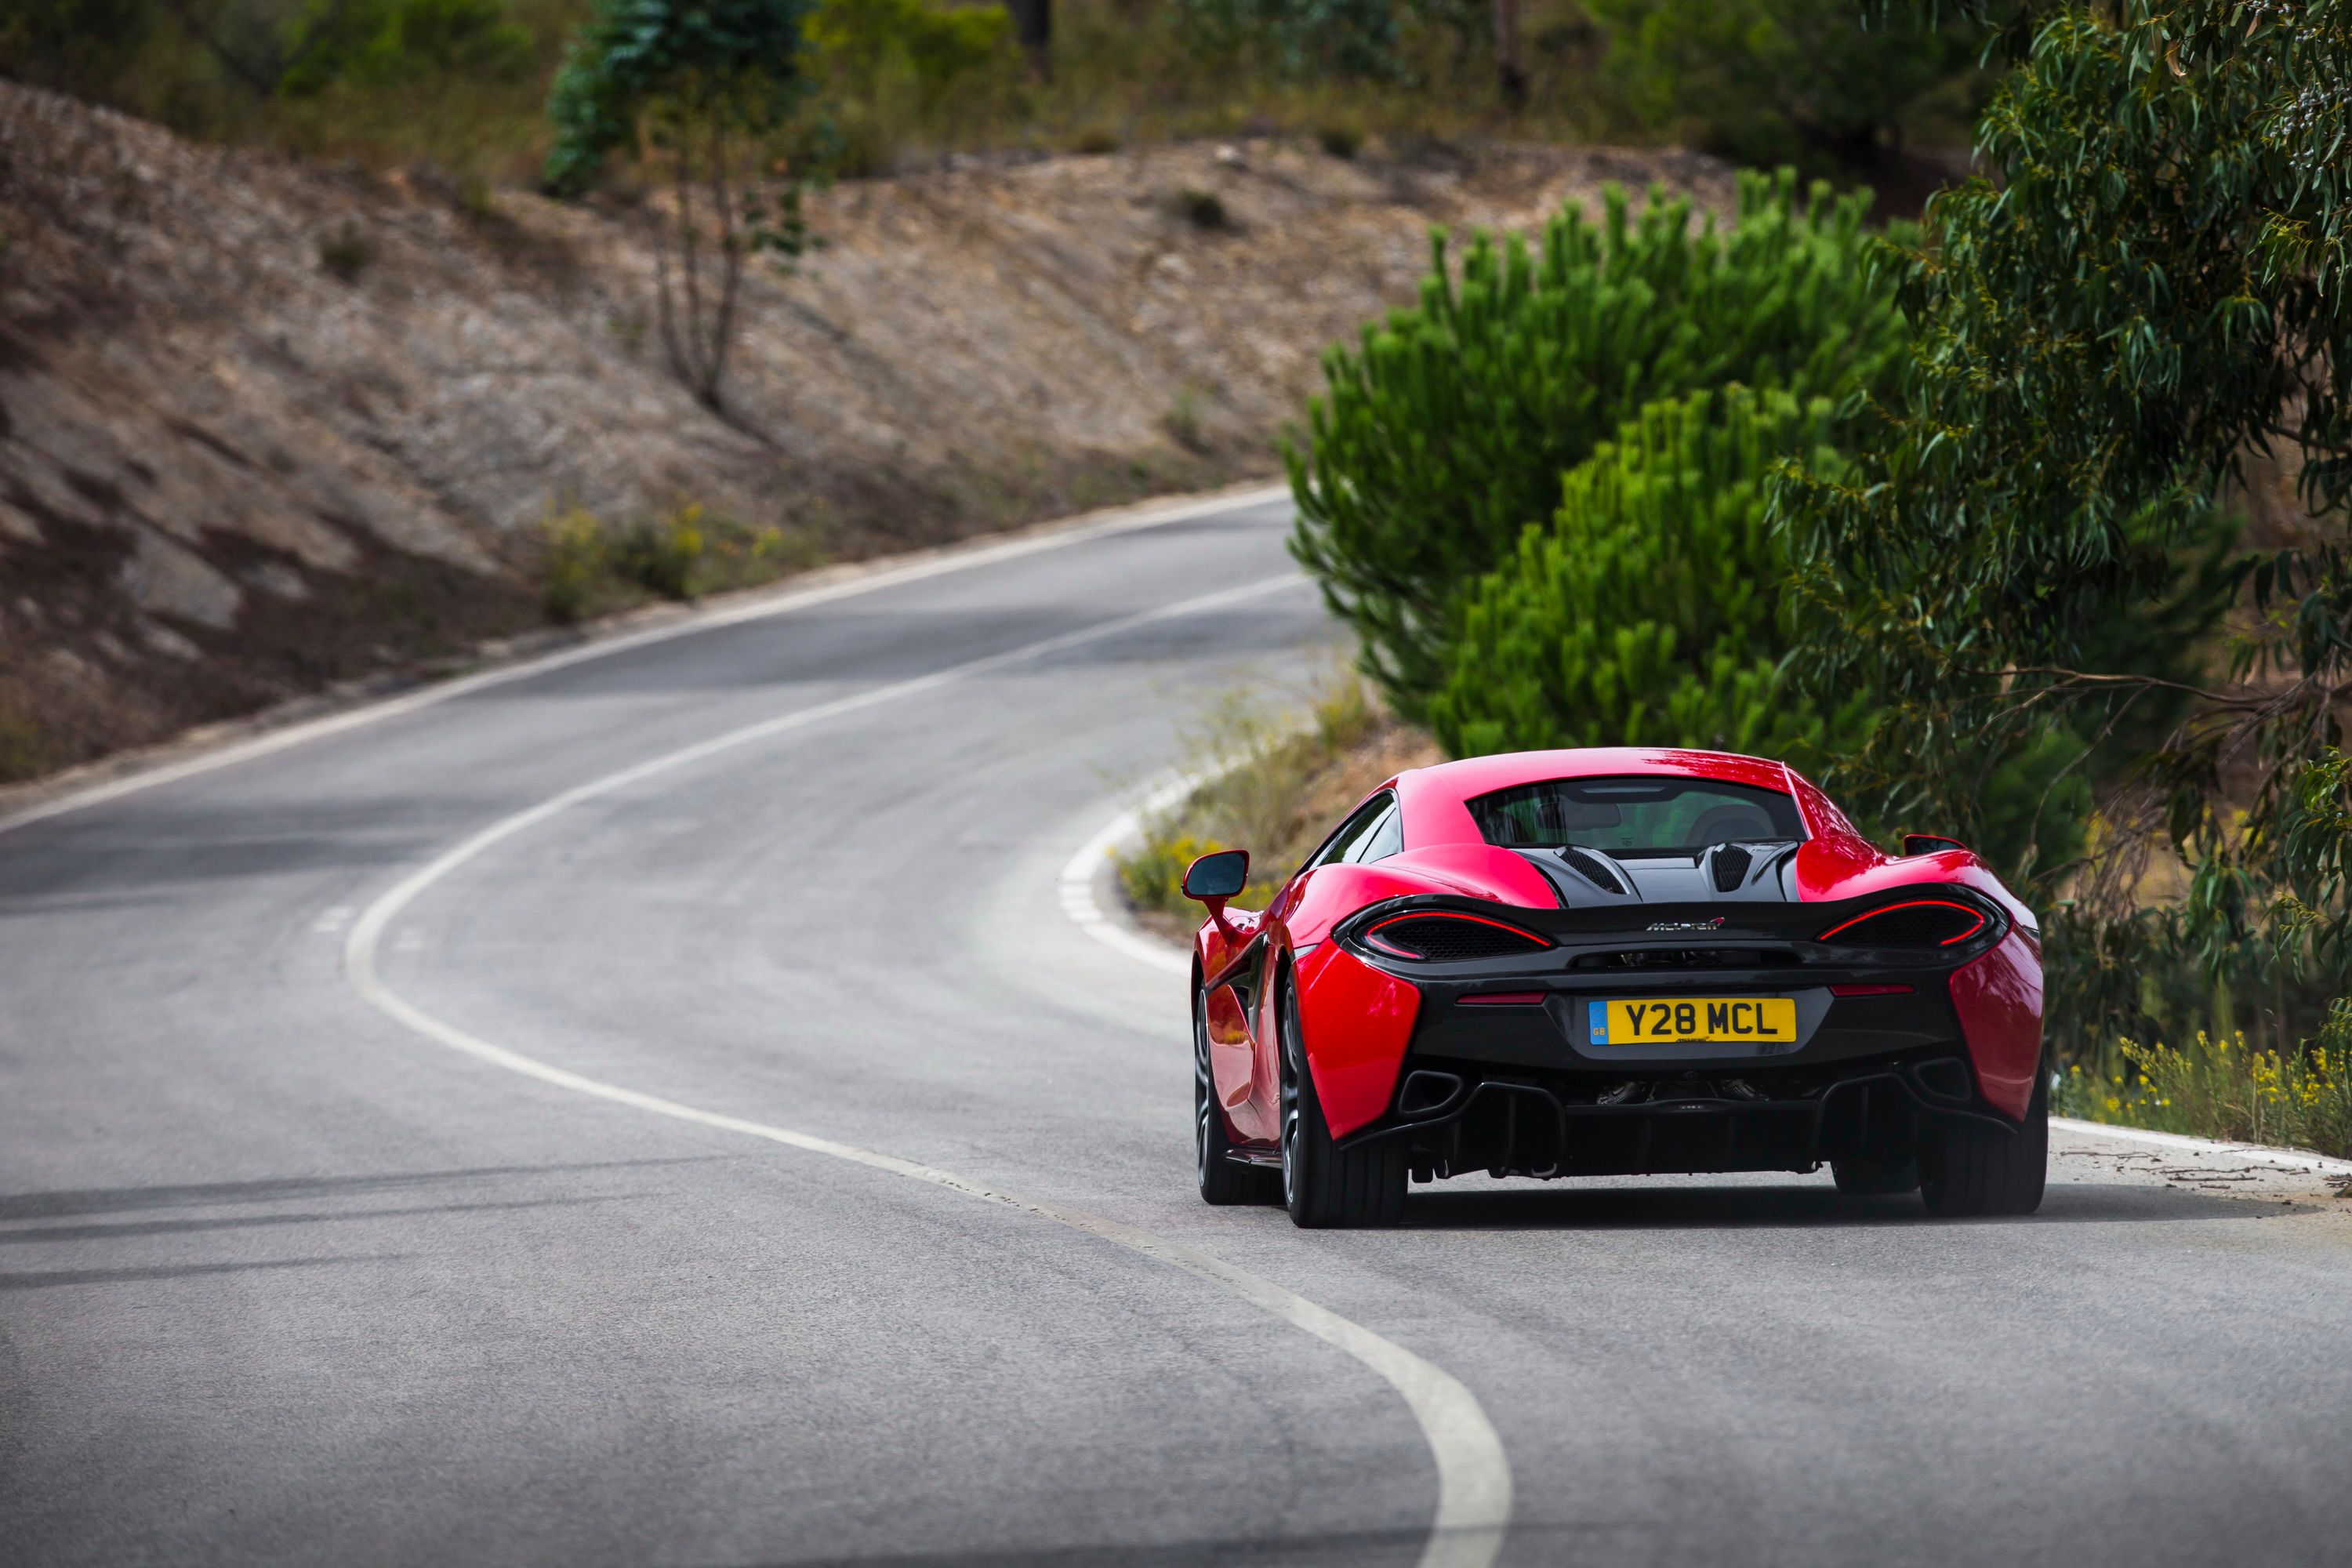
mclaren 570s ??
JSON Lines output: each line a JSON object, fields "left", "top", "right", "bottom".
{"left": 1183, "top": 748, "right": 2046, "bottom": 1228}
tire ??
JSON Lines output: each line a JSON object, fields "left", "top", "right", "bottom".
{"left": 1196, "top": 985, "right": 1279, "bottom": 1206}
{"left": 1919, "top": 1069, "right": 2049, "bottom": 1218}
{"left": 1277, "top": 967, "right": 1406, "bottom": 1229}
{"left": 1831, "top": 1155, "right": 1920, "bottom": 1195}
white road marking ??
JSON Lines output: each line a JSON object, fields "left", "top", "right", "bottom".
{"left": 312, "top": 906, "right": 354, "bottom": 935}
{"left": 1056, "top": 775, "right": 1203, "bottom": 978}
{"left": 0, "top": 484, "right": 1288, "bottom": 841}
{"left": 340, "top": 569, "right": 1512, "bottom": 1568}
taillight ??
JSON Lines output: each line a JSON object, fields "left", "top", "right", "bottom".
{"left": 1364, "top": 912, "right": 1552, "bottom": 962}
{"left": 1817, "top": 901, "right": 1988, "bottom": 948}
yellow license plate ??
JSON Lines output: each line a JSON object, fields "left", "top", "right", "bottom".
{"left": 1589, "top": 996, "right": 1795, "bottom": 1045}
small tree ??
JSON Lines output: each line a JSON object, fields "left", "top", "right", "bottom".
{"left": 1431, "top": 387, "right": 1871, "bottom": 768}
{"left": 1585, "top": 0, "right": 1988, "bottom": 168}
{"left": 1286, "top": 170, "right": 1909, "bottom": 719}
{"left": 1777, "top": 1, "right": 2352, "bottom": 1048}
{"left": 546, "top": 0, "right": 816, "bottom": 411}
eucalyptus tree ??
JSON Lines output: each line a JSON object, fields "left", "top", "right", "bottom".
{"left": 546, "top": 0, "right": 815, "bottom": 411}
{"left": 1778, "top": 0, "right": 2352, "bottom": 1045}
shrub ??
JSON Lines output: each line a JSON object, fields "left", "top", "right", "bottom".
{"left": 2056, "top": 1002, "right": 2352, "bottom": 1161}
{"left": 1164, "top": 383, "right": 1207, "bottom": 451}
{"left": 1585, "top": 0, "right": 1987, "bottom": 168}
{"left": 1120, "top": 830, "right": 1219, "bottom": 916}
{"left": 1174, "top": 0, "right": 1483, "bottom": 85}
{"left": 807, "top": 0, "right": 1011, "bottom": 105}
{"left": 318, "top": 220, "right": 371, "bottom": 279}
{"left": 612, "top": 503, "right": 707, "bottom": 600}
{"left": 1173, "top": 187, "right": 1228, "bottom": 229}
{"left": 1315, "top": 120, "right": 1363, "bottom": 158}
{"left": 540, "top": 504, "right": 607, "bottom": 622}
{"left": 1287, "top": 168, "right": 1909, "bottom": 718}
{"left": 1120, "top": 670, "right": 1389, "bottom": 909}
{"left": 0, "top": 690, "right": 50, "bottom": 785}
{"left": 277, "top": 0, "right": 534, "bottom": 98}
{"left": 1776, "top": 2, "right": 2352, "bottom": 1052}
{"left": 0, "top": 0, "right": 156, "bottom": 100}
{"left": 1430, "top": 386, "right": 1872, "bottom": 768}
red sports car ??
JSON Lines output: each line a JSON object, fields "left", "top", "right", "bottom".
{"left": 1183, "top": 748, "right": 2046, "bottom": 1227}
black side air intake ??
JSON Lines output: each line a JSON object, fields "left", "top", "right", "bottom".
{"left": 1558, "top": 847, "right": 1626, "bottom": 895}
{"left": 1364, "top": 913, "right": 1553, "bottom": 962}
{"left": 1710, "top": 844, "right": 1753, "bottom": 892}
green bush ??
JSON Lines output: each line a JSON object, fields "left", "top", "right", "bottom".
{"left": 1430, "top": 386, "right": 1871, "bottom": 768}
{"left": 1174, "top": 0, "right": 1484, "bottom": 85}
{"left": 611, "top": 504, "right": 707, "bottom": 600}
{"left": 2054, "top": 1004, "right": 2352, "bottom": 1162}
{"left": 540, "top": 504, "right": 607, "bottom": 623}
{"left": 317, "top": 220, "right": 372, "bottom": 280}
{"left": 278, "top": 0, "right": 534, "bottom": 98}
{"left": 807, "top": 0, "right": 1010, "bottom": 103}
{"left": 1287, "top": 168, "right": 1909, "bottom": 719}
{"left": 0, "top": 0, "right": 155, "bottom": 99}
{"left": 1585, "top": 0, "right": 1987, "bottom": 168}
{"left": 1775, "top": 2, "right": 2352, "bottom": 1052}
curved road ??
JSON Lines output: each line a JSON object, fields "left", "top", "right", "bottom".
{"left": 3, "top": 494, "right": 2350, "bottom": 1567}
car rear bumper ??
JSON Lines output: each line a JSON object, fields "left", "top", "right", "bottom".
{"left": 1318, "top": 904, "right": 2041, "bottom": 1176}
{"left": 1352, "top": 1049, "right": 2014, "bottom": 1179}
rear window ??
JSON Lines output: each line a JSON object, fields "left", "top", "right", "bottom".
{"left": 1468, "top": 775, "right": 1805, "bottom": 858}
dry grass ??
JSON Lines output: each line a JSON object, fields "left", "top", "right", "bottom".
{"left": 1117, "top": 671, "right": 1443, "bottom": 938}
{"left": 67, "top": 0, "right": 1623, "bottom": 183}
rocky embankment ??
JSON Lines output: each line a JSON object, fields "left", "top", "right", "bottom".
{"left": 0, "top": 81, "right": 1733, "bottom": 784}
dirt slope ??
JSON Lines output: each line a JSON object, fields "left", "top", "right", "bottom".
{"left": 0, "top": 81, "right": 1734, "bottom": 782}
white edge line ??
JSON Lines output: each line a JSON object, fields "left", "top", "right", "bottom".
{"left": 337, "top": 563, "right": 1510, "bottom": 1568}
{"left": 2052, "top": 1116, "right": 2352, "bottom": 1177}
{"left": 1056, "top": 771, "right": 1209, "bottom": 978}
{"left": 0, "top": 482, "right": 1288, "bottom": 840}
{"left": 1052, "top": 764, "right": 1509, "bottom": 1564}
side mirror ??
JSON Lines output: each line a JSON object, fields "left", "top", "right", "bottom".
{"left": 1901, "top": 833, "right": 1969, "bottom": 856}
{"left": 1181, "top": 849, "right": 1250, "bottom": 927}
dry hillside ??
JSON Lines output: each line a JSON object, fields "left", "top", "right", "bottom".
{"left": 0, "top": 81, "right": 1735, "bottom": 782}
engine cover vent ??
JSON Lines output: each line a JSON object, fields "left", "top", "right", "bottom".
{"left": 1558, "top": 847, "right": 1627, "bottom": 895}
{"left": 1710, "top": 844, "right": 1754, "bottom": 892}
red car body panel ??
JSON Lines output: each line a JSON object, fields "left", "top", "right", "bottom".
{"left": 1192, "top": 746, "right": 2049, "bottom": 1176}
{"left": 1294, "top": 942, "right": 1423, "bottom": 1138}
{"left": 1948, "top": 931, "right": 2046, "bottom": 1120}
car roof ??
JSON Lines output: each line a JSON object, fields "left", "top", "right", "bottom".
{"left": 1393, "top": 748, "right": 1812, "bottom": 848}
{"left": 1409, "top": 747, "right": 1794, "bottom": 799}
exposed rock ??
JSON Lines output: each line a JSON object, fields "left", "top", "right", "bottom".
{"left": 0, "top": 81, "right": 1735, "bottom": 780}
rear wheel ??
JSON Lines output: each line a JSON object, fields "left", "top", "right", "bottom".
{"left": 1278, "top": 968, "right": 1406, "bottom": 1229}
{"left": 1919, "top": 1070, "right": 2048, "bottom": 1217}
{"left": 1196, "top": 985, "right": 1278, "bottom": 1206}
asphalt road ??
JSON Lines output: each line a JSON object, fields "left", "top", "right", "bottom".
{"left": 3, "top": 492, "right": 2350, "bottom": 1568}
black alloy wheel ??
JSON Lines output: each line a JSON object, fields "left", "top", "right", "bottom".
{"left": 1277, "top": 967, "right": 1406, "bottom": 1229}
{"left": 1196, "top": 983, "right": 1277, "bottom": 1205}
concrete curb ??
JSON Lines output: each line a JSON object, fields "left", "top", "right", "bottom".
{"left": 2051, "top": 1117, "right": 2352, "bottom": 1178}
